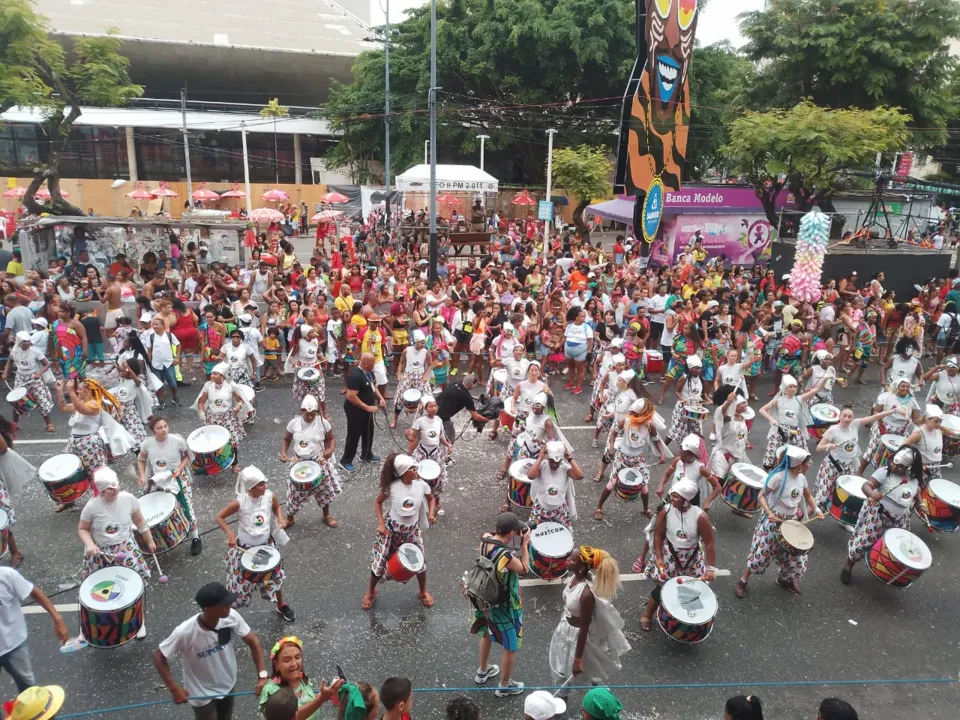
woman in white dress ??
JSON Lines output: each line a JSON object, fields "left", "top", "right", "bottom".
{"left": 548, "top": 546, "right": 630, "bottom": 686}
{"left": 392, "top": 330, "right": 433, "bottom": 429}
{"left": 193, "top": 363, "right": 250, "bottom": 471}
{"left": 2, "top": 332, "right": 55, "bottom": 432}
{"left": 279, "top": 395, "right": 342, "bottom": 528}
{"left": 220, "top": 329, "right": 256, "bottom": 387}
{"left": 757, "top": 374, "right": 825, "bottom": 469}
{"left": 408, "top": 395, "right": 453, "bottom": 514}
{"left": 922, "top": 355, "right": 960, "bottom": 414}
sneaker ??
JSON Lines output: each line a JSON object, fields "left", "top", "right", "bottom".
{"left": 450, "top": 368, "right": 459, "bottom": 376}
{"left": 157, "top": 402, "right": 167, "bottom": 411}
{"left": 255, "top": 383, "right": 265, "bottom": 392}
{"left": 840, "top": 567, "right": 852, "bottom": 585}
{"left": 495, "top": 681, "right": 524, "bottom": 698}
{"left": 474, "top": 664, "right": 500, "bottom": 685}
{"left": 735, "top": 578, "right": 748, "bottom": 599}
{"left": 277, "top": 603, "right": 296, "bottom": 622}
{"left": 339, "top": 461, "right": 356, "bottom": 473}
{"left": 190, "top": 537, "right": 203, "bottom": 556}
{"left": 591, "top": 439, "right": 599, "bottom": 448}
{"left": 362, "top": 454, "right": 382, "bottom": 463}
{"left": 171, "top": 398, "right": 183, "bottom": 407}
{"left": 445, "top": 456, "right": 455, "bottom": 466}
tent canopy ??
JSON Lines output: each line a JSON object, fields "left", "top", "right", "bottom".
{"left": 395, "top": 164, "right": 498, "bottom": 193}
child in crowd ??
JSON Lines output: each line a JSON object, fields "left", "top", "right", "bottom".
{"left": 263, "top": 326, "right": 282, "bottom": 381}
{"left": 80, "top": 310, "right": 105, "bottom": 367}
{"left": 111, "top": 316, "right": 135, "bottom": 354}
{"left": 379, "top": 677, "right": 414, "bottom": 720}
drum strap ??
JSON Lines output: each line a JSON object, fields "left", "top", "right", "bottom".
{"left": 826, "top": 453, "right": 845, "bottom": 475}
{"left": 665, "top": 540, "right": 698, "bottom": 574}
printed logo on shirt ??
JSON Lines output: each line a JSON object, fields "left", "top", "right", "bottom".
{"left": 737, "top": 431, "right": 746, "bottom": 441}
{"left": 784, "top": 410, "right": 796, "bottom": 421}
{"left": 790, "top": 488, "right": 800, "bottom": 499}
{"left": 676, "top": 527, "right": 688, "bottom": 540}
{"left": 901, "top": 489, "right": 914, "bottom": 501}
{"left": 401, "top": 497, "right": 416, "bottom": 512}
{"left": 215, "top": 398, "right": 224, "bottom": 407}
{"left": 156, "top": 459, "right": 168, "bottom": 469}
{"left": 230, "top": 355, "right": 239, "bottom": 364}
{"left": 298, "top": 440, "right": 309, "bottom": 449}
{"left": 427, "top": 430, "right": 438, "bottom": 440}
{"left": 547, "top": 485, "right": 560, "bottom": 499}
{"left": 934, "top": 445, "right": 942, "bottom": 454}
{"left": 841, "top": 441, "right": 856, "bottom": 454}
{"left": 103, "top": 523, "right": 120, "bottom": 537}
{"left": 253, "top": 512, "right": 267, "bottom": 528}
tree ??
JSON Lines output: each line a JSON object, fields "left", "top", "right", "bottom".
{"left": 739, "top": 0, "right": 960, "bottom": 148}
{"left": 724, "top": 101, "right": 911, "bottom": 235}
{"left": 0, "top": 0, "right": 142, "bottom": 215}
{"left": 260, "top": 98, "right": 289, "bottom": 185}
{"left": 549, "top": 145, "right": 611, "bottom": 239}
{"left": 322, "top": 0, "right": 636, "bottom": 185}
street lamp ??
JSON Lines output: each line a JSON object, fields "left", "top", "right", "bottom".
{"left": 545, "top": 128, "right": 557, "bottom": 237}
{"left": 477, "top": 134, "right": 490, "bottom": 171}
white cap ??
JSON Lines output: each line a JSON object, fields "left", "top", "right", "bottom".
{"left": 300, "top": 395, "right": 319, "bottom": 412}
{"left": 211, "top": 362, "right": 229, "bottom": 377}
{"left": 15, "top": 331, "right": 30, "bottom": 343}
{"left": 686, "top": 356, "right": 702, "bottom": 369}
{"left": 680, "top": 434, "right": 701, "bottom": 453}
{"left": 546, "top": 441, "right": 566, "bottom": 461}
{"left": 947, "top": 356, "right": 960, "bottom": 368}
{"left": 393, "top": 454, "right": 417, "bottom": 476}
{"left": 672, "top": 478, "right": 699, "bottom": 501}
{"left": 611, "top": 353, "right": 626, "bottom": 365}
{"left": 238, "top": 313, "right": 253, "bottom": 325}
{"left": 31, "top": 317, "right": 47, "bottom": 327}
{"left": 610, "top": 338, "right": 625, "bottom": 348}
{"left": 782, "top": 273, "right": 792, "bottom": 281}
{"left": 523, "top": 691, "right": 566, "bottom": 720}
{"left": 140, "top": 312, "right": 154, "bottom": 322}
{"left": 93, "top": 467, "right": 120, "bottom": 492}
{"left": 412, "top": 329, "right": 426, "bottom": 343}
{"left": 619, "top": 369, "right": 636, "bottom": 383}
{"left": 707, "top": 300, "right": 719, "bottom": 308}
{"left": 926, "top": 404, "right": 944, "bottom": 419}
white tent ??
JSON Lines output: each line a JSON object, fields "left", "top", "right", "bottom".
{"left": 395, "top": 164, "right": 498, "bottom": 193}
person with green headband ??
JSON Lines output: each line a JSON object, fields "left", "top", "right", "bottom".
{"left": 258, "top": 635, "right": 344, "bottom": 720}
{"left": 581, "top": 687, "right": 622, "bottom": 720}
{"left": 337, "top": 681, "right": 379, "bottom": 720}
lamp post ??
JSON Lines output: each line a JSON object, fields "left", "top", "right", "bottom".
{"left": 477, "top": 134, "right": 490, "bottom": 171}
{"left": 544, "top": 128, "right": 558, "bottom": 237}
{"left": 384, "top": 0, "right": 392, "bottom": 228}
{"left": 428, "top": 0, "right": 438, "bottom": 282}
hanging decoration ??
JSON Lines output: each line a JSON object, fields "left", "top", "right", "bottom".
{"left": 790, "top": 208, "right": 831, "bottom": 303}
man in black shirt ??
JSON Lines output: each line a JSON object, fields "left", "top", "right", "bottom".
{"left": 463, "top": 257, "right": 481, "bottom": 284}
{"left": 340, "top": 352, "right": 385, "bottom": 471}
{"left": 435, "top": 374, "right": 489, "bottom": 445}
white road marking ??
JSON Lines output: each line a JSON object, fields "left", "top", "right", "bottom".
{"left": 16, "top": 439, "right": 69, "bottom": 445}
{"left": 23, "top": 603, "right": 80, "bottom": 615}
{"left": 558, "top": 425, "right": 595, "bottom": 431}
{"left": 521, "top": 572, "right": 648, "bottom": 587}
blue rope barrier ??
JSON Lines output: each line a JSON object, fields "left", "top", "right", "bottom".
{"left": 56, "top": 676, "right": 957, "bottom": 718}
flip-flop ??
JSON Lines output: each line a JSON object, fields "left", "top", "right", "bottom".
{"left": 361, "top": 591, "right": 377, "bottom": 610}
{"left": 418, "top": 591, "right": 435, "bottom": 608}
{"left": 640, "top": 616, "right": 652, "bottom": 632}
{"left": 593, "top": 508, "right": 603, "bottom": 521}
{"left": 323, "top": 516, "right": 338, "bottom": 528}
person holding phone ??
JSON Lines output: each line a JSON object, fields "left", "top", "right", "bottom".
{"left": 258, "top": 635, "right": 345, "bottom": 720}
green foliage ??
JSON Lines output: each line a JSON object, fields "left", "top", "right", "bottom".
{"left": 259, "top": 98, "right": 289, "bottom": 119}
{"left": 549, "top": 145, "right": 611, "bottom": 235}
{"left": 739, "top": 0, "right": 960, "bottom": 148}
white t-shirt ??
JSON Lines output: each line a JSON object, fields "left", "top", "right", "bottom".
{"left": 647, "top": 294, "right": 668, "bottom": 325}
{"left": 0, "top": 568, "right": 33, "bottom": 656}
{"left": 872, "top": 468, "right": 919, "bottom": 516}
{"left": 11, "top": 346, "right": 44, "bottom": 375}
{"left": 532, "top": 461, "right": 570, "bottom": 509}
{"left": 660, "top": 309, "right": 677, "bottom": 348}
{"left": 139, "top": 434, "right": 189, "bottom": 476}
{"left": 564, "top": 322, "right": 593, "bottom": 344}
{"left": 80, "top": 492, "right": 140, "bottom": 547}
{"left": 877, "top": 391, "right": 918, "bottom": 429}
{"left": 159, "top": 610, "right": 252, "bottom": 707}
{"left": 823, "top": 423, "right": 860, "bottom": 463}
{"left": 149, "top": 332, "right": 180, "bottom": 370}
{"left": 388, "top": 478, "right": 431, "bottom": 525}
{"left": 286, "top": 415, "right": 331, "bottom": 459}
{"left": 764, "top": 470, "right": 807, "bottom": 518}
{"left": 412, "top": 415, "right": 444, "bottom": 450}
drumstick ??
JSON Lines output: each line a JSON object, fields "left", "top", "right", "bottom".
{"left": 150, "top": 553, "right": 169, "bottom": 585}
{"left": 802, "top": 515, "right": 825, "bottom": 525}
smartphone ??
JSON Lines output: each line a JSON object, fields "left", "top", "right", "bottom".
{"left": 336, "top": 664, "right": 347, "bottom": 682}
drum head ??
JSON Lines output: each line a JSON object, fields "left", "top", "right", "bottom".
{"left": 929, "top": 479, "right": 960, "bottom": 508}
{"left": 297, "top": 368, "right": 319, "bottom": 381}
{"left": 742, "top": 406, "right": 755, "bottom": 421}
{"left": 780, "top": 520, "right": 814, "bottom": 551}
{"left": 78, "top": 567, "right": 144, "bottom": 612}
{"left": 509, "top": 458, "right": 535, "bottom": 481}
{"left": 188, "top": 425, "right": 231, "bottom": 454}
{"left": 881, "top": 434, "right": 904, "bottom": 452}
{"left": 731, "top": 463, "right": 766, "bottom": 489}
{"left": 883, "top": 528, "right": 932, "bottom": 570}
{"left": 530, "top": 522, "right": 573, "bottom": 558}
{"left": 660, "top": 577, "right": 718, "bottom": 623}
{"left": 811, "top": 403, "right": 840, "bottom": 423}
{"left": 617, "top": 468, "right": 644, "bottom": 487}
{"left": 493, "top": 369, "right": 507, "bottom": 382}
{"left": 39, "top": 454, "right": 82, "bottom": 482}
{"left": 139, "top": 492, "right": 176, "bottom": 527}
{"left": 940, "top": 414, "right": 960, "bottom": 433}
{"left": 396, "top": 543, "right": 424, "bottom": 572}
{"left": 417, "top": 459, "right": 442, "bottom": 482}
{"left": 241, "top": 545, "right": 282, "bottom": 572}
{"left": 290, "top": 461, "right": 323, "bottom": 484}
{"left": 236, "top": 384, "right": 255, "bottom": 402}
{"left": 402, "top": 389, "right": 422, "bottom": 403}
{"left": 5, "top": 387, "right": 26, "bottom": 401}
{"left": 837, "top": 475, "right": 868, "bottom": 499}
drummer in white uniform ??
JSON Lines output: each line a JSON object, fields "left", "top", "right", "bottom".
{"left": 858, "top": 378, "right": 922, "bottom": 476}
{"left": 586, "top": 339, "right": 625, "bottom": 424}
{"left": 708, "top": 386, "right": 750, "bottom": 484}
{"left": 286, "top": 324, "right": 326, "bottom": 416}
{"left": 194, "top": 363, "right": 249, "bottom": 472}
{"left": 509, "top": 363, "right": 550, "bottom": 435}
{"left": 497, "top": 393, "right": 557, "bottom": 509}
{"left": 800, "top": 350, "right": 839, "bottom": 406}
{"left": 657, "top": 434, "right": 720, "bottom": 511}
{"left": 592, "top": 363, "right": 630, "bottom": 449}
{"left": 391, "top": 331, "right": 433, "bottom": 429}
{"left": 734, "top": 446, "right": 824, "bottom": 599}
{"left": 902, "top": 404, "right": 957, "bottom": 484}
{"left": 666, "top": 356, "right": 705, "bottom": 446}
{"left": 639, "top": 479, "right": 716, "bottom": 633}
{"left": 486, "top": 344, "right": 530, "bottom": 439}
{"left": 589, "top": 353, "right": 627, "bottom": 440}
{"left": 592, "top": 370, "right": 641, "bottom": 483}
{"left": 922, "top": 356, "right": 960, "bottom": 414}
{"left": 880, "top": 337, "right": 922, "bottom": 390}
{"left": 3, "top": 332, "right": 55, "bottom": 432}
{"left": 757, "top": 374, "right": 825, "bottom": 470}
{"left": 408, "top": 395, "right": 453, "bottom": 514}
{"left": 527, "top": 441, "right": 584, "bottom": 528}
{"left": 215, "top": 466, "right": 295, "bottom": 623}
{"left": 841, "top": 446, "right": 925, "bottom": 585}
{"left": 279, "top": 396, "right": 342, "bottom": 529}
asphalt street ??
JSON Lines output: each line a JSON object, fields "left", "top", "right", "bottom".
{"left": 4, "top": 354, "right": 959, "bottom": 720}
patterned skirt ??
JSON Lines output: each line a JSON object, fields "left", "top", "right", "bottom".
{"left": 814, "top": 454, "right": 857, "bottom": 512}
{"left": 643, "top": 541, "right": 705, "bottom": 583}
{"left": 205, "top": 410, "right": 246, "bottom": 443}
{"left": 226, "top": 540, "right": 285, "bottom": 607}
{"left": 763, "top": 425, "right": 807, "bottom": 468}
{"left": 862, "top": 422, "right": 909, "bottom": 466}
{"left": 745, "top": 513, "right": 807, "bottom": 583}
{"left": 394, "top": 372, "right": 430, "bottom": 413}
{"left": 293, "top": 369, "right": 326, "bottom": 403}
{"left": 412, "top": 443, "right": 448, "bottom": 496}
{"left": 668, "top": 402, "right": 703, "bottom": 445}
{"left": 532, "top": 498, "right": 571, "bottom": 529}
{"left": 66, "top": 433, "right": 107, "bottom": 476}
{"left": 0, "top": 478, "right": 14, "bottom": 526}
{"left": 286, "top": 457, "right": 343, "bottom": 516}
{"left": 370, "top": 518, "right": 423, "bottom": 579}
{"left": 14, "top": 371, "right": 53, "bottom": 417}
{"left": 81, "top": 536, "right": 151, "bottom": 581}
{"left": 119, "top": 399, "right": 147, "bottom": 449}
{"left": 847, "top": 501, "right": 909, "bottom": 563}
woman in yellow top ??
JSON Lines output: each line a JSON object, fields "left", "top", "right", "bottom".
{"left": 6, "top": 250, "right": 24, "bottom": 277}
{"left": 334, "top": 283, "right": 354, "bottom": 316}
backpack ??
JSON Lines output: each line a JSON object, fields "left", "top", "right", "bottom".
{"left": 946, "top": 312, "right": 960, "bottom": 345}
{"left": 462, "top": 537, "right": 510, "bottom": 613}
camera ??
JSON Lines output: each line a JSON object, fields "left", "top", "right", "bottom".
{"left": 521, "top": 518, "right": 537, "bottom": 534}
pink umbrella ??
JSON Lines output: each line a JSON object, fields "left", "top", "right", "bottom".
{"left": 126, "top": 182, "right": 157, "bottom": 200}
{"left": 2, "top": 187, "right": 25, "bottom": 199}
{"left": 250, "top": 207, "right": 285, "bottom": 223}
{"left": 35, "top": 187, "right": 70, "bottom": 199}
{"left": 261, "top": 188, "right": 290, "bottom": 202}
{"left": 149, "top": 181, "right": 180, "bottom": 198}
{"left": 310, "top": 210, "right": 343, "bottom": 223}
{"left": 511, "top": 189, "right": 537, "bottom": 206}
{"left": 321, "top": 191, "right": 349, "bottom": 204}
{"left": 191, "top": 182, "right": 220, "bottom": 202}
{"left": 220, "top": 183, "right": 246, "bottom": 198}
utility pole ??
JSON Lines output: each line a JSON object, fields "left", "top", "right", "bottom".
{"left": 544, "top": 128, "right": 558, "bottom": 237}
{"left": 424, "top": 140, "right": 429, "bottom": 165}
{"left": 428, "top": 0, "right": 438, "bottom": 282}
{"left": 477, "top": 134, "right": 490, "bottom": 171}
{"left": 181, "top": 86, "right": 193, "bottom": 206}
{"left": 241, "top": 121, "right": 252, "bottom": 217}
{"left": 384, "top": 0, "right": 392, "bottom": 228}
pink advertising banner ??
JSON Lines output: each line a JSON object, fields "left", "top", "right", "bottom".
{"left": 649, "top": 213, "right": 776, "bottom": 267}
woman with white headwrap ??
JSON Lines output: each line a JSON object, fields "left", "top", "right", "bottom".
{"left": 408, "top": 394, "right": 452, "bottom": 514}
{"left": 656, "top": 434, "right": 720, "bottom": 510}
{"left": 841, "top": 445, "right": 926, "bottom": 585}
{"left": 193, "top": 363, "right": 250, "bottom": 466}
{"left": 857, "top": 378, "right": 922, "bottom": 477}
{"left": 509, "top": 362, "right": 551, "bottom": 436}
{"left": 220, "top": 328, "right": 256, "bottom": 387}
{"left": 527, "top": 441, "right": 583, "bottom": 528}
{"left": 215, "top": 466, "right": 295, "bottom": 622}
{"left": 639, "top": 479, "right": 716, "bottom": 632}
{"left": 923, "top": 356, "right": 960, "bottom": 414}
{"left": 391, "top": 330, "right": 433, "bottom": 428}
{"left": 486, "top": 343, "right": 530, "bottom": 440}
{"left": 591, "top": 357, "right": 628, "bottom": 449}
{"left": 286, "top": 324, "right": 326, "bottom": 413}
{"left": 757, "top": 374, "right": 825, "bottom": 470}
{"left": 586, "top": 338, "right": 625, "bottom": 424}
{"left": 880, "top": 337, "right": 922, "bottom": 392}
{"left": 496, "top": 393, "right": 558, "bottom": 509}
{"left": 708, "top": 386, "right": 750, "bottom": 488}
{"left": 362, "top": 453, "right": 436, "bottom": 610}
{"left": 666, "top": 356, "right": 705, "bottom": 446}
{"left": 734, "top": 446, "right": 823, "bottom": 599}
{"left": 593, "top": 370, "right": 642, "bottom": 483}
{"left": 2, "top": 331, "right": 55, "bottom": 432}
{"left": 279, "top": 395, "right": 342, "bottom": 528}
{"left": 800, "top": 350, "right": 839, "bottom": 406}
{"left": 902, "top": 404, "right": 957, "bottom": 484}
{"left": 110, "top": 358, "right": 153, "bottom": 452}
{"left": 78, "top": 467, "right": 155, "bottom": 583}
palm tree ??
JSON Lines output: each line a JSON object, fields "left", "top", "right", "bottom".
{"left": 260, "top": 98, "right": 289, "bottom": 184}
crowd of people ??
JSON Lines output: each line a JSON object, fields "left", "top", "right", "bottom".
{"left": 0, "top": 214, "right": 946, "bottom": 720}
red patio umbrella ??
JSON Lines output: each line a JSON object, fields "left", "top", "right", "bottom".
{"left": 437, "top": 192, "right": 461, "bottom": 206}
{"left": 310, "top": 210, "right": 344, "bottom": 223}
{"left": 321, "top": 191, "right": 349, "bottom": 204}
{"left": 191, "top": 182, "right": 220, "bottom": 202}
{"left": 2, "top": 187, "right": 25, "bottom": 199}
{"left": 261, "top": 188, "right": 290, "bottom": 202}
{"left": 220, "top": 183, "right": 246, "bottom": 198}
{"left": 511, "top": 189, "right": 537, "bottom": 206}
{"left": 150, "top": 181, "right": 180, "bottom": 198}
{"left": 35, "top": 187, "right": 70, "bottom": 199}
{"left": 125, "top": 182, "right": 156, "bottom": 200}
{"left": 250, "top": 207, "right": 285, "bottom": 223}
